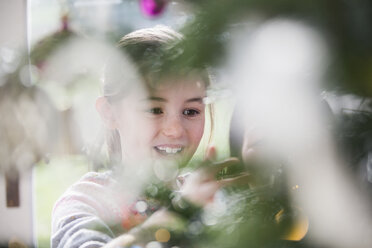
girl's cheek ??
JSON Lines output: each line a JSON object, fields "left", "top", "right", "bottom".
{"left": 143, "top": 119, "right": 163, "bottom": 142}
{"left": 188, "top": 119, "right": 205, "bottom": 141}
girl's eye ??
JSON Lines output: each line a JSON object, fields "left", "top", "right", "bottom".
{"left": 148, "top": 108, "right": 163, "bottom": 115}
{"left": 183, "top": 109, "right": 200, "bottom": 116}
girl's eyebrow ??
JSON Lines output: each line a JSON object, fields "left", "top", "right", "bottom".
{"left": 144, "top": 96, "right": 204, "bottom": 103}
{"left": 146, "top": 96, "right": 166, "bottom": 102}
{"left": 186, "top": 97, "right": 204, "bottom": 103}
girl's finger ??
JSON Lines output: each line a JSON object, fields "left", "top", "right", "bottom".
{"left": 217, "top": 173, "right": 252, "bottom": 187}
{"left": 205, "top": 157, "right": 240, "bottom": 174}
{"left": 205, "top": 145, "right": 217, "bottom": 162}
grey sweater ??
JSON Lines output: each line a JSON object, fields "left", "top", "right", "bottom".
{"left": 51, "top": 171, "right": 144, "bottom": 248}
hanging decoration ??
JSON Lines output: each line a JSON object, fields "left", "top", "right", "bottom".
{"left": 139, "top": 0, "right": 168, "bottom": 17}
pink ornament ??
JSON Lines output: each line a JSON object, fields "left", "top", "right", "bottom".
{"left": 140, "top": 0, "right": 167, "bottom": 17}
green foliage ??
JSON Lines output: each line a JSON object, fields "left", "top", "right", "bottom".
{"left": 175, "top": 0, "right": 372, "bottom": 96}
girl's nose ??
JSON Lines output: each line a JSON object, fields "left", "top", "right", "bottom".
{"left": 162, "top": 115, "right": 184, "bottom": 138}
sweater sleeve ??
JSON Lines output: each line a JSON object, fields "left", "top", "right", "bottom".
{"left": 51, "top": 171, "right": 124, "bottom": 248}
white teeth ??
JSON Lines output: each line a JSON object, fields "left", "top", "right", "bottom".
{"left": 157, "top": 146, "right": 182, "bottom": 154}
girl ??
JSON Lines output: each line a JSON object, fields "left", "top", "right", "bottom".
{"left": 51, "top": 26, "right": 218, "bottom": 248}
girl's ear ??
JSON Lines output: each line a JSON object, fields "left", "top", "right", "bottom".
{"left": 96, "top": 96, "right": 117, "bottom": 130}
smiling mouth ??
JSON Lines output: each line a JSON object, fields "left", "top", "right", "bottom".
{"left": 154, "top": 146, "right": 184, "bottom": 156}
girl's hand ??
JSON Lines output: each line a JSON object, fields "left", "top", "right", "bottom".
{"left": 140, "top": 208, "right": 178, "bottom": 229}
{"left": 180, "top": 147, "right": 251, "bottom": 207}
{"left": 103, "top": 208, "right": 178, "bottom": 248}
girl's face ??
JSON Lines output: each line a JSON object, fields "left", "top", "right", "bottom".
{"left": 110, "top": 78, "right": 206, "bottom": 165}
